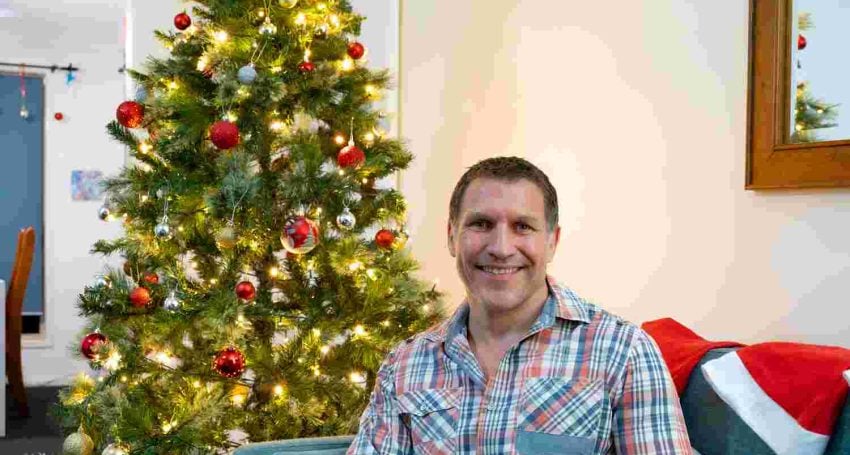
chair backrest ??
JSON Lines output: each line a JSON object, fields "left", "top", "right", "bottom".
{"left": 6, "top": 227, "right": 35, "bottom": 321}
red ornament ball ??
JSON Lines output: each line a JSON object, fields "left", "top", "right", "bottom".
{"left": 337, "top": 144, "right": 365, "bottom": 168}
{"left": 375, "top": 229, "right": 395, "bottom": 249}
{"left": 798, "top": 34, "right": 807, "bottom": 51}
{"left": 213, "top": 347, "right": 246, "bottom": 378}
{"left": 235, "top": 281, "right": 256, "bottom": 301}
{"left": 210, "top": 120, "right": 240, "bottom": 150}
{"left": 116, "top": 101, "right": 145, "bottom": 128}
{"left": 129, "top": 287, "right": 152, "bottom": 308}
{"left": 54, "top": 112, "right": 64, "bottom": 121}
{"left": 174, "top": 12, "right": 192, "bottom": 31}
{"left": 298, "top": 61, "right": 316, "bottom": 73}
{"left": 281, "top": 216, "right": 320, "bottom": 254}
{"left": 347, "top": 41, "right": 366, "bottom": 60}
{"left": 143, "top": 272, "right": 159, "bottom": 285}
{"left": 80, "top": 332, "right": 108, "bottom": 360}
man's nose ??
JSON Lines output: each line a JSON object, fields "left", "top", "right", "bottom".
{"left": 486, "top": 224, "right": 515, "bottom": 259}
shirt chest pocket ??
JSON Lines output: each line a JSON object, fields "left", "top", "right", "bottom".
{"left": 515, "top": 377, "right": 604, "bottom": 455}
{"left": 396, "top": 387, "right": 462, "bottom": 454}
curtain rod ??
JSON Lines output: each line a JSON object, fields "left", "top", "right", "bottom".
{"left": 0, "top": 62, "right": 79, "bottom": 72}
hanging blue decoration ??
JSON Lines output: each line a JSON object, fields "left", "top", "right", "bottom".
{"left": 66, "top": 70, "right": 76, "bottom": 86}
{"left": 237, "top": 65, "right": 257, "bottom": 84}
{"left": 135, "top": 86, "right": 148, "bottom": 102}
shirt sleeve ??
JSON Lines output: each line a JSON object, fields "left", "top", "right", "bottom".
{"left": 612, "top": 329, "right": 693, "bottom": 454}
{"left": 347, "top": 346, "right": 412, "bottom": 455}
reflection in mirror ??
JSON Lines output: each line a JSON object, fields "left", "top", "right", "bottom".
{"left": 788, "top": 1, "right": 849, "bottom": 143}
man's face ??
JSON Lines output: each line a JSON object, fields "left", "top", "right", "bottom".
{"left": 448, "top": 178, "right": 560, "bottom": 314}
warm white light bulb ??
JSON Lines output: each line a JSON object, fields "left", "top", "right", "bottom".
{"left": 340, "top": 57, "right": 354, "bottom": 72}
{"left": 214, "top": 30, "right": 229, "bottom": 43}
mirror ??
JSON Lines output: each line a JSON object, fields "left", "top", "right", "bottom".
{"left": 788, "top": 1, "right": 849, "bottom": 144}
{"left": 746, "top": 0, "right": 850, "bottom": 189}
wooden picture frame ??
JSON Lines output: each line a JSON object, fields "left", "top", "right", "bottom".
{"left": 746, "top": 0, "right": 850, "bottom": 189}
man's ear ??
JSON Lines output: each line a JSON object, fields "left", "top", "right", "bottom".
{"left": 546, "top": 225, "right": 561, "bottom": 263}
{"left": 447, "top": 221, "right": 457, "bottom": 257}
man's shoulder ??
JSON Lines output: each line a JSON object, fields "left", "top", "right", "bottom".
{"left": 386, "top": 319, "right": 450, "bottom": 358}
{"left": 551, "top": 282, "right": 645, "bottom": 342}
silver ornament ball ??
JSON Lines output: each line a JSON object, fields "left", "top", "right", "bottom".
{"left": 336, "top": 207, "right": 356, "bottom": 230}
{"left": 237, "top": 65, "right": 257, "bottom": 84}
{"left": 163, "top": 291, "right": 182, "bottom": 311}
{"left": 95, "top": 276, "right": 111, "bottom": 288}
{"left": 98, "top": 206, "right": 111, "bottom": 221}
{"left": 154, "top": 222, "right": 171, "bottom": 238}
{"left": 20, "top": 106, "right": 30, "bottom": 119}
{"left": 259, "top": 17, "right": 278, "bottom": 35}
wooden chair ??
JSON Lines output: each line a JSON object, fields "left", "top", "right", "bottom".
{"left": 6, "top": 226, "right": 35, "bottom": 418}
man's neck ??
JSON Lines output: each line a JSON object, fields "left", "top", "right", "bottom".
{"left": 466, "top": 284, "right": 550, "bottom": 348}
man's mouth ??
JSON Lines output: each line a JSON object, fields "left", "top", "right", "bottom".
{"left": 476, "top": 266, "right": 523, "bottom": 275}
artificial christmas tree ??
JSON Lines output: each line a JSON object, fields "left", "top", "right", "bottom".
{"left": 55, "top": 1, "right": 443, "bottom": 452}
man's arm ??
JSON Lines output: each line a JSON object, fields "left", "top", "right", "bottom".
{"left": 347, "top": 347, "right": 412, "bottom": 455}
{"left": 612, "top": 329, "right": 692, "bottom": 454}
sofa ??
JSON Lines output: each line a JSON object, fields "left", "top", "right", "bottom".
{"left": 234, "top": 346, "right": 850, "bottom": 454}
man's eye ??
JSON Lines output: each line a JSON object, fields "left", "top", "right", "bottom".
{"left": 517, "top": 223, "right": 533, "bottom": 232}
{"left": 469, "top": 220, "right": 490, "bottom": 228}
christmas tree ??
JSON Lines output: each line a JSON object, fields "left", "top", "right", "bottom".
{"left": 792, "top": 11, "right": 839, "bottom": 143}
{"left": 55, "top": 1, "right": 443, "bottom": 453}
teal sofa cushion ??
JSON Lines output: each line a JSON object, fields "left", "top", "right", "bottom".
{"left": 232, "top": 435, "right": 355, "bottom": 455}
{"left": 680, "top": 347, "right": 850, "bottom": 455}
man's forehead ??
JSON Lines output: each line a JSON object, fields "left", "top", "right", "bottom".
{"left": 459, "top": 178, "right": 546, "bottom": 219}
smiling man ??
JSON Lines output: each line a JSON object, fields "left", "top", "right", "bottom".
{"left": 349, "top": 157, "right": 691, "bottom": 454}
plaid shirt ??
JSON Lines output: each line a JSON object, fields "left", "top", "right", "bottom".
{"left": 349, "top": 280, "right": 692, "bottom": 454}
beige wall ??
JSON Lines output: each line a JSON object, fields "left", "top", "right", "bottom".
{"left": 4, "top": 0, "right": 127, "bottom": 385}
{"left": 400, "top": 0, "right": 850, "bottom": 346}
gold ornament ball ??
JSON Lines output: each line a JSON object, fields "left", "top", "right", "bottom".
{"left": 63, "top": 431, "right": 94, "bottom": 455}
{"left": 216, "top": 225, "right": 237, "bottom": 249}
{"left": 280, "top": 0, "right": 298, "bottom": 7}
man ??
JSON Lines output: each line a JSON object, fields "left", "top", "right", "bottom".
{"left": 349, "top": 157, "right": 691, "bottom": 454}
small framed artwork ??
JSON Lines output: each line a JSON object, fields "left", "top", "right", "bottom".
{"left": 71, "top": 170, "right": 105, "bottom": 201}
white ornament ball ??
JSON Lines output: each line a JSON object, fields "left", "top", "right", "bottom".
{"left": 102, "top": 444, "right": 129, "bottom": 455}
{"left": 280, "top": 216, "right": 320, "bottom": 254}
{"left": 237, "top": 65, "right": 257, "bottom": 84}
